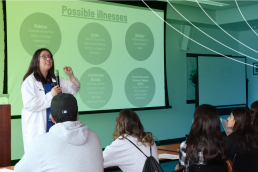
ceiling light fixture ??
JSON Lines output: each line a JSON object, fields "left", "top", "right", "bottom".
{"left": 185, "top": 0, "right": 229, "bottom": 7}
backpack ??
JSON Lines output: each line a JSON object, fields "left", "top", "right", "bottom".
{"left": 126, "top": 138, "right": 163, "bottom": 172}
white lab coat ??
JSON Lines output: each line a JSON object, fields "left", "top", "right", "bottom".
{"left": 21, "top": 73, "right": 80, "bottom": 152}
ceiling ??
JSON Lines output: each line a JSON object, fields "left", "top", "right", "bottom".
{"left": 157, "top": 0, "right": 258, "bottom": 31}
{"left": 159, "top": 0, "right": 258, "bottom": 10}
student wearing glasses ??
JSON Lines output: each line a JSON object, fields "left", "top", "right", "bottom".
{"left": 21, "top": 48, "right": 80, "bottom": 152}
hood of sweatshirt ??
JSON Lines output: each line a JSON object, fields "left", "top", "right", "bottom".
{"left": 49, "top": 121, "right": 88, "bottom": 146}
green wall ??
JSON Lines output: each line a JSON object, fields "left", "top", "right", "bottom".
{"left": 216, "top": 4, "right": 258, "bottom": 24}
{"left": 239, "top": 29, "right": 258, "bottom": 108}
{"left": 166, "top": 3, "right": 216, "bottom": 25}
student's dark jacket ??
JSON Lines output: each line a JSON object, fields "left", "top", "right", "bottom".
{"left": 225, "top": 131, "right": 258, "bottom": 161}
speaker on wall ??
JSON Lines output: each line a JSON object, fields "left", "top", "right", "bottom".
{"left": 181, "top": 25, "right": 193, "bottom": 51}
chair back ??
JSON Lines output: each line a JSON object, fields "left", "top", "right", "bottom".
{"left": 232, "top": 154, "right": 258, "bottom": 172}
{"left": 189, "top": 163, "right": 228, "bottom": 172}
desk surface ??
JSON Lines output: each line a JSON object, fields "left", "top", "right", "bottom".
{"left": 0, "top": 166, "right": 14, "bottom": 170}
{"left": 158, "top": 143, "right": 180, "bottom": 154}
{"left": 0, "top": 143, "right": 181, "bottom": 171}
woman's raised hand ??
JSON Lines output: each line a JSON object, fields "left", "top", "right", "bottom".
{"left": 63, "top": 66, "right": 77, "bottom": 86}
{"left": 63, "top": 66, "right": 74, "bottom": 78}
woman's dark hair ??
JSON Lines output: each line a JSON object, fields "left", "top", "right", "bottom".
{"left": 113, "top": 109, "right": 154, "bottom": 146}
{"left": 23, "top": 48, "right": 55, "bottom": 83}
{"left": 186, "top": 104, "right": 227, "bottom": 164}
{"left": 231, "top": 107, "right": 258, "bottom": 150}
{"left": 51, "top": 113, "right": 77, "bottom": 123}
{"left": 250, "top": 101, "right": 258, "bottom": 128}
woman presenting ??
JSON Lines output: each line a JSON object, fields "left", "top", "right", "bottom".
{"left": 21, "top": 48, "right": 80, "bottom": 152}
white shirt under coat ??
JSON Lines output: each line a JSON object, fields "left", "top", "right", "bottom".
{"left": 103, "top": 135, "right": 159, "bottom": 172}
{"left": 21, "top": 73, "right": 80, "bottom": 152}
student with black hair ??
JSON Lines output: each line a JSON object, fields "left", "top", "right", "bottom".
{"left": 250, "top": 101, "right": 258, "bottom": 130}
{"left": 225, "top": 107, "right": 258, "bottom": 161}
{"left": 15, "top": 94, "right": 103, "bottom": 172}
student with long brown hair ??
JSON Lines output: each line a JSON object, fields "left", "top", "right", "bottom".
{"left": 225, "top": 107, "right": 258, "bottom": 161}
{"left": 176, "top": 104, "right": 227, "bottom": 172}
{"left": 103, "top": 109, "right": 159, "bottom": 172}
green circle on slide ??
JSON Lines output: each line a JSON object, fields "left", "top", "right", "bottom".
{"left": 125, "top": 68, "right": 155, "bottom": 107}
{"left": 79, "top": 67, "right": 113, "bottom": 109}
{"left": 20, "top": 13, "right": 61, "bottom": 55}
{"left": 125, "top": 22, "right": 154, "bottom": 61}
{"left": 78, "top": 23, "right": 112, "bottom": 65}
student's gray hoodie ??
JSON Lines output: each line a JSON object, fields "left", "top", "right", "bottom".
{"left": 15, "top": 121, "right": 103, "bottom": 172}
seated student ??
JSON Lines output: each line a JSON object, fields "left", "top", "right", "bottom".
{"left": 14, "top": 93, "right": 103, "bottom": 172}
{"left": 221, "top": 118, "right": 233, "bottom": 136}
{"left": 250, "top": 101, "right": 258, "bottom": 130}
{"left": 225, "top": 107, "right": 258, "bottom": 161}
{"left": 103, "top": 109, "right": 159, "bottom": 172}
{"left": 175, "top": 104, "right": 227, "bottom": 172}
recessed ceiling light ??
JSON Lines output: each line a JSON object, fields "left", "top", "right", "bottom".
{"left": 185, "top": 0, "right": 229, "bottom": 7}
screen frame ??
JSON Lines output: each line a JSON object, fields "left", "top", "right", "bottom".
{"left": 196, "top": 54, "right": 247, "bottom": 108}
{"left": 3, "top": 0, "right": 171, "bottom": 118}
{"left": 79, "top": 0, "right": 171, "bottom": 115}
{"left": 2, "top": 0, "right": 7, "bottom": 94}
